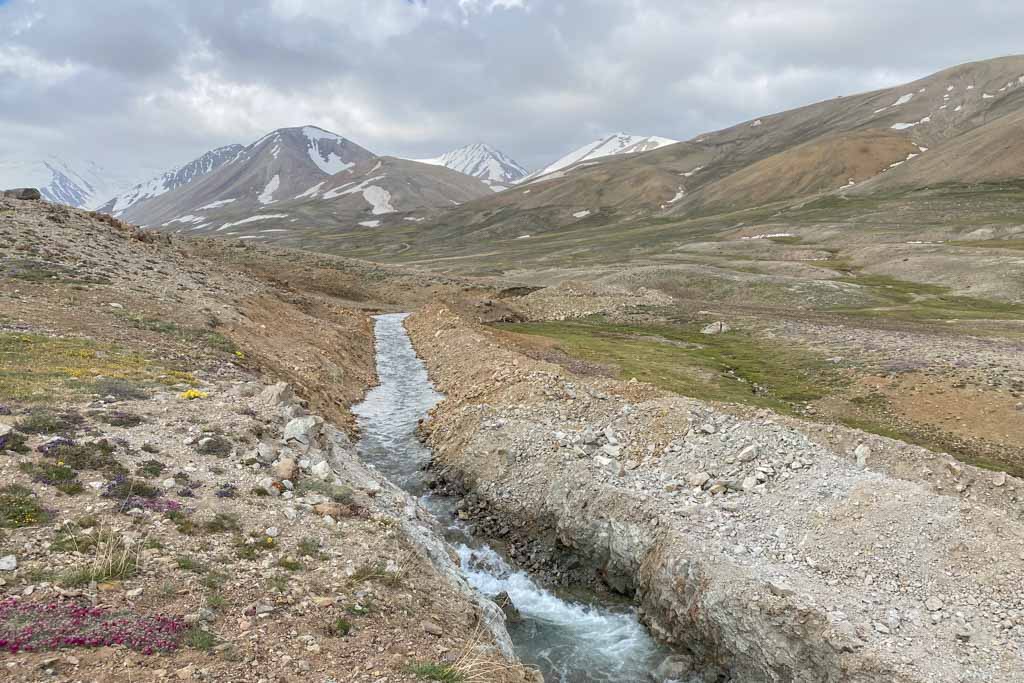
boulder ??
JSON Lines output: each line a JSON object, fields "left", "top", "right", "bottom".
{"left": 309, "top": 461, "right": 332, "bottom": 481}
{"left": 2, "top": 188, "right": 41, "bottom": 200}
{"left": 283, "top": 416, "right": 322, "bottom": 446}
{"left": 259, "top": 382, "right": 293, "bottom": 406}
{"left": 273, "top": 457, "right": 298, "bottom": 482}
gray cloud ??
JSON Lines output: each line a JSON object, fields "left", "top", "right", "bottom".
{"left": 1, "top": 0, "right": 1022, "bottom": 176}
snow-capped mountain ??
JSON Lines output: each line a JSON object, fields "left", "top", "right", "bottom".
{"left": 114, "top": 125, "right": 490, "bottom": 237}
{"left": 415, "top": 143, "right": 527, "bottom": 191}
{"left": 0, "top": 157, "right": 142, "bottom": 209}
{"left": 98, "top": 144, "right": 245, "bottom": 216}
{"left": 521, "top": 133, "right": 678, "bottom": 183}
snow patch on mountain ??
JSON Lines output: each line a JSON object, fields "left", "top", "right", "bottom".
{"left": 258, "top": 175, "right": 280, "bottom": 205}
{"left": 303, "top": 126, "right": 356, "bottom": 174}
{"left": 521, "top": 133, "right": 677, "bottom": 183}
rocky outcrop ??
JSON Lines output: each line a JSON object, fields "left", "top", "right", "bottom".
{"left": 3, "top": 187, "right": 42, "bottom": 200}
{"left": 407, "top": 303, "right": 1024, "bottom": 682}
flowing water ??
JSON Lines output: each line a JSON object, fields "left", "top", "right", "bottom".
{"left": 353, "top": 313, "right": 671, "bottom": 682}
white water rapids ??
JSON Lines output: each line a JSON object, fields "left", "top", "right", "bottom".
{"left": 353, "top": 313, "right": 670, "bottom": 682}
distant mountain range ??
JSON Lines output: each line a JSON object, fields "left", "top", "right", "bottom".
{"left": 0, "top": 157, "right": 143, "bottom": 210}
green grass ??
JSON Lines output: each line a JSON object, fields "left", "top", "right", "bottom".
{"left": 0, "top": 333, "right": 162, "bottom": 403}
{"left": 831, "top": 274, "right": 1024, "bottom": 320}
{"left": 18, "top": 461, "right": 84, "bottom": 495}
{"left": 184, "top": 625, "right": 217, "bottom": 651}
{"left": 408, "top": 663, "right": 464, "bottom": 682}
{"left": 0, "top": 484, "right": 50, "bottom": 528}
{"left": 327, "top": 617, "right": 352, "bottom": 637}
{"left": 115, "top": 313, "right": 239, "bottom": 354}
{"left": 500, "top": 317, "right": 839, "bottom": 412}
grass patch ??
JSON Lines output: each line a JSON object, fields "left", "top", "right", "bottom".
{"left": 60, "top": 533, "right": 141, "bottom": 586}
{"left": 197, "top": 435, "right": 232, "bottom": 457}
{"left": 0, "top": 483, "right": 50, "bottom": 528}
{"left": 99, "top": 410, "right": 144, "bottom": 428}
{"left": 92, "top": 378, "right": 150, "bottom": 401}
{"left": 15, "top": 409, "right": 84, "bottom": 435}
{"left": 295, "top": 479, "right": 354, "bottom": 504}
{"left": 349, "top": 560, "right": 403, "bottom": 587}
{"left": 408, "top": 663, "right": 464, "bottom": 682}
{"left": 51, "top": 440, "right": 126, "bottom": 477}
{"left": 500, "top": 317, "right": 839, "bottom": 412}
{"left": 276, "top": 557, "right": 303, "bottom": 572}
{"left": 184, "top": 625, "right": 217, "bottom": 651}
{"left": 297, "top": 537, "right": 321, "bottom": 558}
{"left": 116, "top": 313, "right": 239, "bottom": 355}
{"left": 831, "top": 274, "right": 1024, "bottom": 321}
{"left": 176, "top": 555, "right": 206, "bottom": 573}
{"left": 326, "top": 617, "right": 352, "bottom": 637}
{"left": 137, "top": 459, "right": 166, "bottom": 478}
{"left": 19, "top": 461, "right": 84, "bottom": 495}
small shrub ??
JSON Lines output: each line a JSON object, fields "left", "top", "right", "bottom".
{"left": 183, "top": 625, "right": 216, "bottom": 651}
{"left": 206, "top": 593, "right": 226, "bottom": 611}
{"left": 250, "top": 486, "right": 270, "bottom": 497}
{"left": 140, "top": 442, "right": 159, "bottom": 454}
{"left": 136, "top": 459, "right": 166, "bottom": 478}
{"left": 277, "top": 557, "right": 302, "bottom": 572}
{"left": 91, "top": 378, "right": 150, "bottom": 401}
{"left": 214, "top": 483, "right": 237, "bottom": 498}
{"left": 297, "top": 537, "right": 321, "bottom": 558}
{"left": 266, "top": 575, "right": 289, "bottom": 593}
{"left": 201, "top": 571, "right": 228, "bottom": 591}
{"left": 0, "top": 484, "right": 50, "bottom": 528}
{"left": 197, "top": 435, "right": 232, "bottom": 457}
{"left": 175, "top": 555, "right": 205, "bottom": 573}
{"left": 326, "top": 617, "right": 352, "bottom": 637}
{"left": 235, "top": 533, "right": 274, "bottom": 560}
{"left": 19, "top": 461, "right": 83, "bottom": 495}
{"left": 50, "top": 440, "right": 123, "bottom": 475}
{"left": 346, "top": 602, "right": 373, "bottom": 617}
{"left": 102, "top": 475, "right": 160, "bottom": 501}
{"left": 166, "top": 509, "right": 195, "bottom": 535}
{"left": 100, "top": 411, "right": 144, "bottom": 428}
{"left": 16, "top": 409, "right": 83, "bottom": 435}
{"left": 203, "top": 512, "right": 240, "bottom": 534}
{"left": 0, "top": 430, "right": 29, "bottom": 453}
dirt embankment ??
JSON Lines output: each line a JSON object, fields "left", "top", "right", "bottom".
{"left": 407, "top": 302, "right": 1024, "bottom": 683}
{"left": 1, "top": 198, "right": 530, "bottom": 681}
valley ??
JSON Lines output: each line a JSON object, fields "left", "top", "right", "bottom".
{"left": 3, "top": 51, "right": 1024, "bottom": 683}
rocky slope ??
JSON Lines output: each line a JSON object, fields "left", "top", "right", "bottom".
{"left": 97, "top": 145, "right": 246, "bottom": 217}
{"left": 407, "top": 303, "right": 1024, "bottom": 682}
{"left": 0, "top": 195, "right": 533, "bottom": 681}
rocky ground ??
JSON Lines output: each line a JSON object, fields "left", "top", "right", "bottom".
{"left": 407, "top": 303, "right": 1024, "bottom": 682}
{"left": 0, "top": 196, "right": 532, "bottom": 682}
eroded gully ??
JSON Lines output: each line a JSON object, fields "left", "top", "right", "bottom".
{"left": 352, "top": 313, "right": 674, "bottom": 682}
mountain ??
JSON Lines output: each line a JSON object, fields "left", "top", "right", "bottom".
{"left": 414, "top": 143, "right": 527, "bottom": 191}
{"left": 113, "top": 125, "right": 491, "bottom": 241}
{"left": 98, "top": 144, "right": 246, "bottom": 216}
{"left": 311, "top": 55, "right": 1024, "bottom": 288}
{"left": 519, "top": 133, "right": 678, "bottom": 184}
{"left": 0, "top": 157, "right": 141, "bottom": 209}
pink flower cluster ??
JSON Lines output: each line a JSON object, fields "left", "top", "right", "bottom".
{"left": 0, "top": 598, "right": 185, "bottom": 654}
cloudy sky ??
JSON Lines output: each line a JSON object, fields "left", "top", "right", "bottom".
{"left": 1, "top": 0, "right": 1022, "bottom": 178}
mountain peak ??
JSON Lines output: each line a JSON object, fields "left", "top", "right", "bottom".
{"left": 413, "top": 143, "right": 527, "bottom": 190}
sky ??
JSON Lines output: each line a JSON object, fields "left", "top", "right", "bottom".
{"left": 1, "top": 0, "right": 1022, "bottom": 180}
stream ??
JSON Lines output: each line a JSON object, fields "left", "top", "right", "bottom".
{"left": 353, "top": 313, "right": 672, "bottom": 682}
